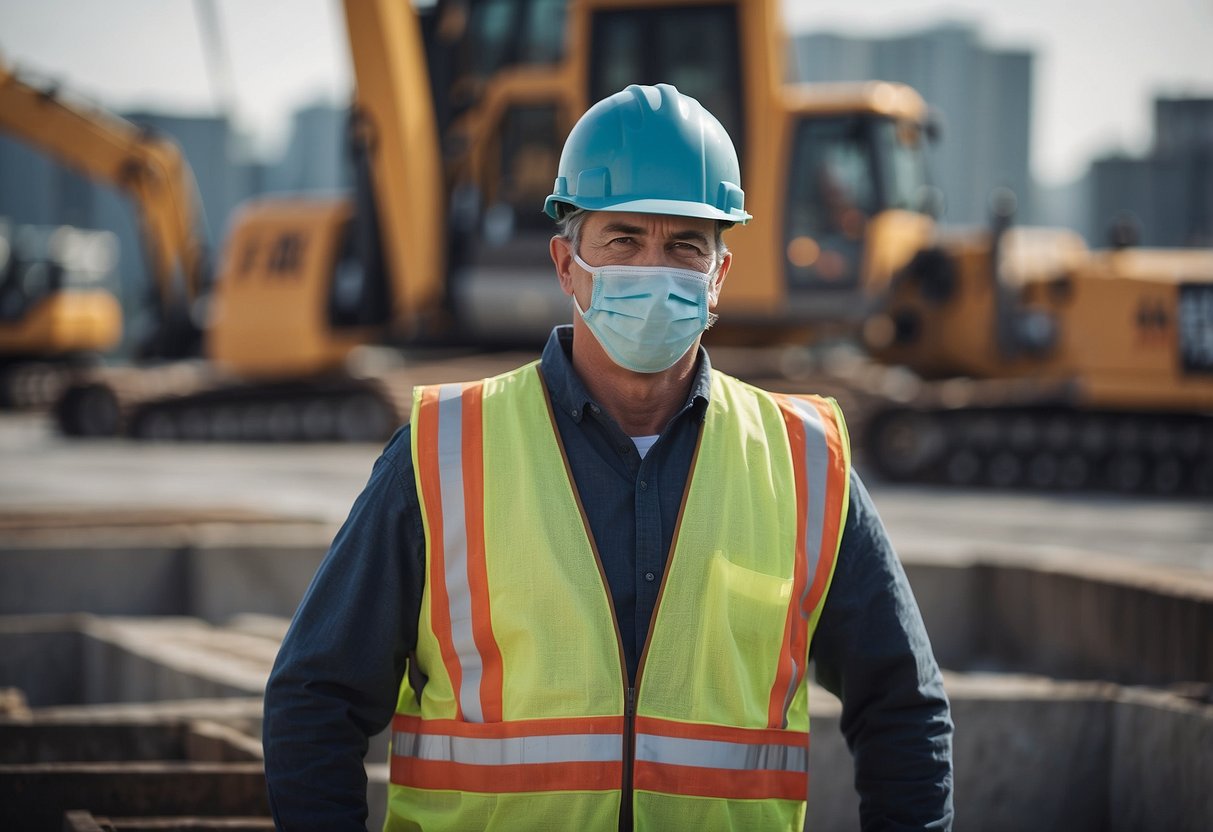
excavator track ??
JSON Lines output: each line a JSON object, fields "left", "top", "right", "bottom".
{"left": 866, "top": 404, "right": 1213, "bottom": 496}
{"left": 54, "top": 352, "right": 536, "bottom": 443}
{"left": 0, "top": 361, "right": 83, "bottom": 410}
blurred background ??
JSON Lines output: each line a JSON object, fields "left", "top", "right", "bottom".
{"left": 2, "top": 0, "right": 1210, "bottom": 356}
{"left": 1, "top": 2, "right": 1212, "bottom": 829}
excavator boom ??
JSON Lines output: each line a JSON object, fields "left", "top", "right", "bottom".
{"left": 0, "top": 57, "right": 209, "bottom": 341}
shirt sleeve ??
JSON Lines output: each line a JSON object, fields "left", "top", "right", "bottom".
{"left": 262, "top": 425, "right": 424, "bottom": 831}
{"left": 811, "top": 469, "right": 955, "bottom": 831}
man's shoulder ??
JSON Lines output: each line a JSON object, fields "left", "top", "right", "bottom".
{"left": 708, "top": 368, "right": 841, "bottom": 409}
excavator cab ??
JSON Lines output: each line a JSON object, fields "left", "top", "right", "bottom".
{"left": 785, "top": 113, "right": 935, "bottom": 339}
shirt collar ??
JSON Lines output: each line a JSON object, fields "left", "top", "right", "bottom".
{"left": 540, "top": 325, "right": 713, "bottom": 424}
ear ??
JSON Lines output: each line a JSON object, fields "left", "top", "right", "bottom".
{"left": 708, "top": 250, "right": 732, "bottom": 308}
{"left": 550, "top": 236, "right": 576, "bottom": 296}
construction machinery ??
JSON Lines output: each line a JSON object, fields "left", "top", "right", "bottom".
{"left": 861, "top": 197, "right": 1213, "bottom": 494}
{"left": 0, "top": 56, "right": 209, "bottom": 414}
{"left": 37, "top": 0, "right": 1213, "bottom": 494}
{"left": 52, "top": 0, "right": 940, "bottom": 441}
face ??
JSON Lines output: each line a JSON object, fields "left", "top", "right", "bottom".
{"left": 550, "top": 211, "right": 731, "bottom": 312}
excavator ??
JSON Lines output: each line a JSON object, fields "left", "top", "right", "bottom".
{"left": 861, "top": 197, "right": 1213, "bottom": 494}
{"left": 0, "top": 55, "right": 209, "bottom": 420}
{"left": 51, "top": 0, "right": 937, "bottom": 442}
{"left": 40, "top": 0, "right": 1213, "bottom": 494}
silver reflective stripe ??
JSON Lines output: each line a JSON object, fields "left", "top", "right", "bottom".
{"left": 780, "top": 398, "right": 832, "bottom": 728}
{"left": 393, "top": 731, "right": 623, "bottom": 765}
{"left": 635, "top": 733, "right": 808, "bottom": 773}
{"left": 436, "top": 382, "right": 484, "bottom": 723}
{"left": 787, "top": 397, "right": 830, "bottom": 600}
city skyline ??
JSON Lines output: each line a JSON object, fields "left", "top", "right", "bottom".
{"left": 1, "top": 0, "right": 1211, "bottom": 186}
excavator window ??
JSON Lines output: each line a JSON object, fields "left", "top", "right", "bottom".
{"left": 463, "top": 0, "right": 567, "bottom": 77}
{"left": 784, "top": 116, "right": 878, "bottom": 292}
{"left": 498, "top": 105, "right": 561, "bottom": 233}
{"left": 588, "top": 5, "right": 743, "bottom": 161}
{"left": 874, "top": 119, "right": 932, "bottom": 214}
{"left": 1179, "top": 284, "right": 1213, "bottom": 373}
{"left": 784, "top": 114, "right": 935, "bottom": 297}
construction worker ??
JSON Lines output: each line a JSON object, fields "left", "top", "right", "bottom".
{"left": 263, "top": 84, "right": 953, "bottom": 831}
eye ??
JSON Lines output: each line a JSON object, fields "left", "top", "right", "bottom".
{"left": 671, "top": 241, "right": 707, "bottom": 257}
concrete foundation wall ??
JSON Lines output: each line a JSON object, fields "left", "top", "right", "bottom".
{"left": 0, "top": 542, "right": 327, "bottom": 623}
{"left": 808, "top": 676, "right": 1213, "bottom": 832}
{"left": 4, "top": 536, "right": 1213, "bottom": 829}
{"left": 1110, "top": 688, "right": 1213, "bottom": 832}
{"left": 0, "top": 615, "right": 275, "bottom": 708}
{"left": 8, "top": 541, "right": 1211, "bottom": 688}
{"left": 1, "top": 614, "right": 1211, "bottom": 830}
{"left": 0, "top": 547, "right": 188, "bottom": 617}
{"left": 0, "top": 622, "right": 82, "bottom": 707}
{"left": 901, "top": 552, "right": 1213, "bottom": 687}
{"left": 0, "top": 715, "right": 270, "bottom": 830}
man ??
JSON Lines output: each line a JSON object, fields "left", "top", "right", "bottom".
{"left": 264, "top": 83, "right": 953, "bottom": 831}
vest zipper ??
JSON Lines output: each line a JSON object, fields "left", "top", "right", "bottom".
{"left": 621, "top": 685, "right": 636, "bottom": 831}
{"left": 536, "top": 372, "right": 705, "bottom": 831}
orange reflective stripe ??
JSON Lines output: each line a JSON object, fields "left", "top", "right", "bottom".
{"left": 634, "top": 760, "right": 806, "bottom": 801}
{"left": 415, "top": 384, "right": 465, "bottom": 721}
{"left": 459, "top": 381, "right": 504, "bottom": 722}
{"left": 415, "top": 382, "right": 505, "bottom": 724}
{"left": 768, "top": 397, "right": 811, "bottom": 728}
{"left": 803, "top": 397, "right": 847, "bottom": 617}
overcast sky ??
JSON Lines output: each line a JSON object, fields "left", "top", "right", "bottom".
{"left": 1, "top": 0, "right": 1211, "bottom": 186}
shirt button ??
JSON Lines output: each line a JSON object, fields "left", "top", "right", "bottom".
{"left": 645, "top": 572, "right": 656, "bottom": 582}
{"left": 639, "top": 480, "right": 648, "bottom": 491}
{"left": 589, "top": 404, "right": 600, "bottom": 414}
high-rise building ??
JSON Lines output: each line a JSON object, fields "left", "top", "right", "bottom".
{"left": 265, "top": 103, "right": 352, "bottom": 195}
{"left": 792, "top": 23, "right": 1034, "bottom": 227}
{"left": 1089, "top": 97, "right": 1213, "bottom": 247}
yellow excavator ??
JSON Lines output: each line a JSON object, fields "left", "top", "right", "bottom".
{"left": 42, "top": 0, "right": 1213, "bottom": 494}
{"left": 0, "top": 55, "right": 209, "bottom": 418}
{"left": 862, "top": 196, "right": 1213, "bottom": 493}
{"left": 78, "top": 0, "right": 934, "bottom": 434}
{"left": 48, "top": 0, "right": 937, "bottom": 441}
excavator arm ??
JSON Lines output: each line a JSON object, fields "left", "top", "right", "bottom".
{"left": 0, "top": 57, "right": 209, "bottom": 355}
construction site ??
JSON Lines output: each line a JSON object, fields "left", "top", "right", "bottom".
{"left": 1, "top": 402, "right": 1211, "bottom": 830}
{"left": 2, "top": 0, "right": 1212, "bottom": 829}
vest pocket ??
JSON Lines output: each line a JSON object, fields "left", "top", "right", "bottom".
{"left": 690, "top": 552, "right": 793, "bottom": 711}
{"left": 703, "top": 551, "right": 792, "bottom": 643}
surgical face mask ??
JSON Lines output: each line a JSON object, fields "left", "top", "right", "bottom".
{"left": 572, "top": 252, "right": 718, "bottom": 374}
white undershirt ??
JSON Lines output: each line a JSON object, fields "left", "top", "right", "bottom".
{"left": 631, "top": 434, "right": 660, "bottom": 459}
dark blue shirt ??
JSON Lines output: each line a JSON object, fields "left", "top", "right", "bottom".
{"left": 264, "top": 326, "right": 954, "bottom": 830}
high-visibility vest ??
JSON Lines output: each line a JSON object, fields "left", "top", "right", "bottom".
{"left": 390, "top": 362, "right": 850, "bottom": 831}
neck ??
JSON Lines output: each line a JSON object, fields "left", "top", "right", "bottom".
{"left": 570, "top": 325, "right": 699, "bottom": 437}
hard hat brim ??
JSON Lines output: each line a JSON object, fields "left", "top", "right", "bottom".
{"left": 545, "top": 195, "right": 751, "bottom": 225}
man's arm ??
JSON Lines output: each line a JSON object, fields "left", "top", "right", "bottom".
{"left": 812, "top": 470, "right": 954, "bottom": 831}
{"left": 262, "top": 426, "right": 423, "bottom": 830}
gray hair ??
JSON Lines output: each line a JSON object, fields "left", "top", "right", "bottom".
{"left": 555, "top": 208, "right": 731, "bottom": 267}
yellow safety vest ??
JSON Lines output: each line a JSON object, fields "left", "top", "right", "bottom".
{"left": 390, "top": 362, "right": 850, "bottom": 831}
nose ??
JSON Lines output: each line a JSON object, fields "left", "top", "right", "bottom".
{"left": 632, "top": 240, "right": 675, "bottom": 268}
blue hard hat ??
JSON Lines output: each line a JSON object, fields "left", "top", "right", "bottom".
{"left": 544, "top": 83, "right": 750, "bottom": 225}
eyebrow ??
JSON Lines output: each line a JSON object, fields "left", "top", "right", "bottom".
{"left": 599, "top": 223, "right": 711, "bottom": 247}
